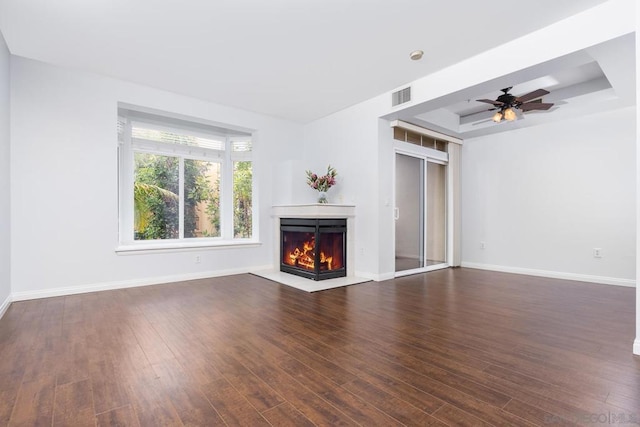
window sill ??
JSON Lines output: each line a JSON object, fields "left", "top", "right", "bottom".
{"left": 116, "top": 239, "right": 262, "bottom": 255}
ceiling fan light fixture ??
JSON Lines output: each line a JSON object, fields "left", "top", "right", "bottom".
{"left": 478, "top": 87, "right": 555, "bottom": 125}
{"left": 503, "top": 107, "right": 517, "bottom": 121}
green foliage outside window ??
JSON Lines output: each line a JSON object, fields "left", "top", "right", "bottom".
{"left": 184, "top": 159, "right": 220, "bottom": 238}
{"left": 133, "top": 154, "right": 252, "bottom": 240}
{"left": 134, "top": 153, "right": 180, "bottom": 240}
{"left": 134, "top": 154, "right": 220, "bottom": 240}
{"left": 233, "top": 161, "right": 252, "bottom": 238}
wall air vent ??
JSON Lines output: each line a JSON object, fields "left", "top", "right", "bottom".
{"left": 392, "top": 87, "right": 411, "bottom": 107}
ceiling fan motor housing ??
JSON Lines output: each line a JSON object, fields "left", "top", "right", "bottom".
{"left": 497, "top": 93, "right": 516, "bottom": 107}
{"left": 497, "top": 93, "right": 519, "bottom": 110}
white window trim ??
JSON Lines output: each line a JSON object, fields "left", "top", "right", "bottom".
{"left": 117, "top": 112, "right": 256, "bottom": 251}
{"left": 115, "top": 239, "right": 261, "bottom": 255}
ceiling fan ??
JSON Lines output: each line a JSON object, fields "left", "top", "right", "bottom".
{"left": 477, "top": 87, "right": 554, "bottom": 123}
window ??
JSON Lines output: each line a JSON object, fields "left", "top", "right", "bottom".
{"left": 118, "top": 107, "right": 254, "bottom": 249}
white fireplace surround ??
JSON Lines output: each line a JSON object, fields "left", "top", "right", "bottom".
{"left": 252, "top": 204, "right": 371, "bottom": 292}
{"left": 272, "top": 204, "right": 355, "bottom": 275}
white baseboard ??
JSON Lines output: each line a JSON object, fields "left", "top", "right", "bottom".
{"left": 634, "top": 339, "right": 640, "bottom": 356}
{"left": 461, "top": 262, "right": 635, "bottom": 288}
{"left": 0, "top": 293, "right": 11, "bottom": 319}
{"left": 11, "top": 265, "right": 272, "bottom": 302}
{"left": 355, "top": 271, "right": 395, "bottom": 282}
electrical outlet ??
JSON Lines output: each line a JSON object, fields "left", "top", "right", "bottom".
{"left": 480, "top": 241, "right": 486, "bottom": 250}
{"left": 195, "top": 255, "right": 201, "bottom": 264}
{"left": 593, "top": 248, "right": 602, "bottom": 258}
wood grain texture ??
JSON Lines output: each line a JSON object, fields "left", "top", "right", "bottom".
{"left": 95, "top": 405, "right": 140, "bottom": 427}
{"left": 0, "top": 268, "right": 637, "bottom": 426}
{"left": 52, "top": 379, "right": 95, "bottom": 427}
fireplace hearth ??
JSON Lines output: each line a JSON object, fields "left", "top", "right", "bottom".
{"left": 280, "top": 218, "right": 346, "bottom": 281}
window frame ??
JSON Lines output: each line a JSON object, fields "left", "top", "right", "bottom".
{"left": 116, "top": 110, "right": 258, "bottom": 253}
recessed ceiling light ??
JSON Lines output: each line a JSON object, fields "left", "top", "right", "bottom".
{"left": 409, "top": 50, "right": 424, "bottom": 61}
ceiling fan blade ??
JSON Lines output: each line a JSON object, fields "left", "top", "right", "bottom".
{"left": 519, "top": 102, "right": 554, "bottom": 111}
{"left": 515, "top": 89, "right": 550, "bottom": 103}
{"left": 477, "top": 99, "right": 504, "bottom": 106}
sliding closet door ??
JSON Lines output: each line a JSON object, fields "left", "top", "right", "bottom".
{"left": 395, "top": 152, "right": 448, "bottom": 276}
{"left": 394, "top": 153, "right": 424, "bottom": 272}
{"left": 426, "top": 161, "right": 446, "bottom": 266}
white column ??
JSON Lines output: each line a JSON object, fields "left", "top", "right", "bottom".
{"left": 447, "top": 142, "right": 462, "bottom": 267}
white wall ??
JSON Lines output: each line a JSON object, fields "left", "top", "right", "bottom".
{"left": 9, "top": 57, "right": 302, "bottom": 298}
{"left": 301, "top": 100, "right": 395, "bottom": 280}
{"left": 461, "top": 107, "right": 636, "bottom": 285}
{"left": 0, "top": 32, "right": 10, "bottom": 313}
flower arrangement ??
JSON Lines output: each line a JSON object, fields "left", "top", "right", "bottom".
{"left": 306, "top": 165, "right": 337, "bottom": 203}
{"left": 306, "top": 165, "right": 337, "bottom": 192}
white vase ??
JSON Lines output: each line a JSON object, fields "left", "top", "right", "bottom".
{"left": 317, "top": 191, "right": 328, "bottom": 204}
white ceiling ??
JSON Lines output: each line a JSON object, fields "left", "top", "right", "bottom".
{"left": 0, "top": 0, "right": 610, "bottom": 123}
{"left": 403, "top": 33, "right": 636, "bottom": 139}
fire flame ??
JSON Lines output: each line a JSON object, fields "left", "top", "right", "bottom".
{"left": 287, "top": 237, "right": 333, "bottom": 270}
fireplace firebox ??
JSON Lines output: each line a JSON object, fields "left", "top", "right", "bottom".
{"left": 280, "top": 218, "right": 347, "bottom": 281}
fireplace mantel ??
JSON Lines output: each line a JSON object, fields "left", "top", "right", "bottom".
{"left": 271, "top": 204, "right": 355, "bottom": 219}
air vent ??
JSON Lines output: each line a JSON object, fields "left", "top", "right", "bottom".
{"left": 392, "top": 87, "right": 411, "bottom": 106}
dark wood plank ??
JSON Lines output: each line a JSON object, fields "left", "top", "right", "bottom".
{"left": 432, "top": 404, "right": 493, "bottom": 427}
{"left": 152, "top": 359, "right": 226, "bottom": 426}
{"left": 503, "top": 398, "right": 577, "bottom": 427}
{"left": 8, "top": 374, "right": 56, "bottom": 426}
{"left": 52, "top": 379, "right": 95, "bottom": 427}
{"left": 205, "top": 350, "right": 285, "bottom": 412}
{"left": 0, "top": 269, "right": 637, "bottom": 426}
{"left": 231, "top": 344, "right": 360, "bottom": 426}
{"left": 341, "top": 378, "right": 445, "bottom": 425}
{"left": 201, "top": 377, "right": 271, "bottom": 426}
{"left": 278, "top": 357, "right": 404, "bottom": 426}
{"left": 0, "top": 371, "right": 24, "bottom": 425}
{"left": 89, "top": 358, "right": 131, "bottom": 415}
{"left": 261, "top": 402, "right": 316, "bottom": 427}
{"left": 124, "top": 364, "right": 183, "bottom": 427}
{"left": 96, "top": 405, "right": 140, "bottom": 427}
{"left": 256, "top": 329, "right": 359, "bottom": 385}
{"left": 55, "top": 327, "right": 91, "bottom": 386}
{"left": 340, "top": 343, "right": 536, "bottom": 426}
{"left": 289, "top": 333, "right": 447, "bottom": 414}
{"left": 128, "top": 315, "right": 176, "bottom": 365}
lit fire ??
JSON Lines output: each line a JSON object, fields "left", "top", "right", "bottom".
{"left": 287, "top": 237, "right": 333, "bottom": 270}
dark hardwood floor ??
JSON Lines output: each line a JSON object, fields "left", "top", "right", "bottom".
{"left": 0, "top": 268, "right": 638, "bottom": 426}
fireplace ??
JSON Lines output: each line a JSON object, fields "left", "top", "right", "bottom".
{"left": 280, "top": 218, "right": 347, "bottom": 281}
